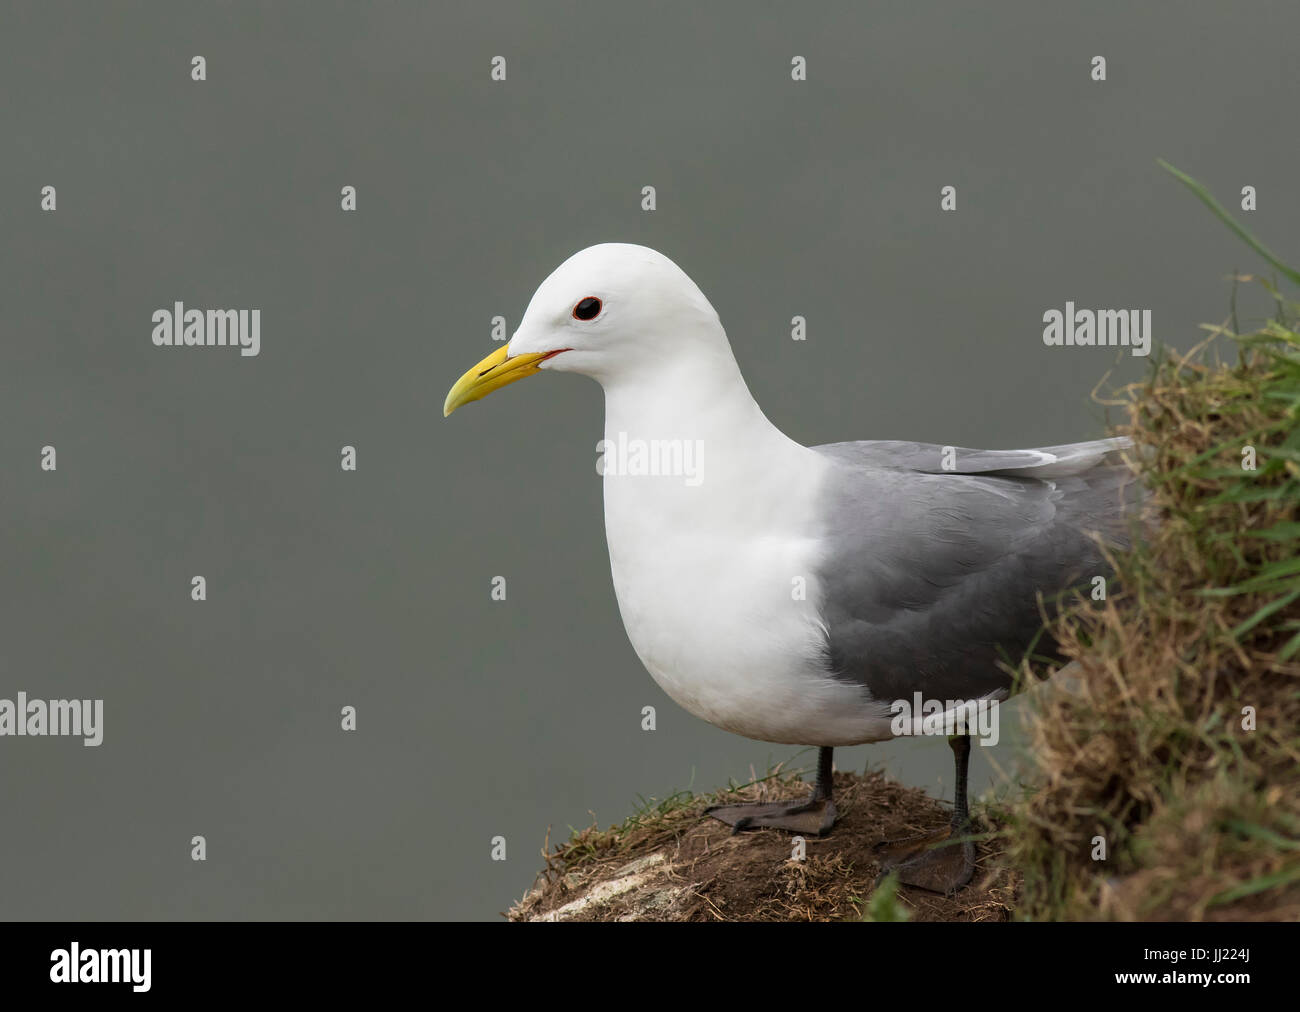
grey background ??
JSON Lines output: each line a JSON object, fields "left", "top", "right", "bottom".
{"left": 2, "top": 0, "right": 1296, "bottom": 920}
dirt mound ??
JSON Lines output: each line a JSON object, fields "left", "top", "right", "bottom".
{"left": 508, "top": 769, "right": 1017, "bottom": 922}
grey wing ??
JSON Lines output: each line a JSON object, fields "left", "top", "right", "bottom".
{"left": 810, "top": 438, "right": 1138, "bottom": 703}
{"left": 815, "top": 436, "right": 1131, "bottom": 477}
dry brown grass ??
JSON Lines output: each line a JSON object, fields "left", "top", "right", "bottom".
{"left": 1007, "top": 279, "right": 1300, "bottom": 920}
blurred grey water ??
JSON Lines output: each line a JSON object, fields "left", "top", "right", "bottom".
{"left": 1, "top": 0, "right": 1297, "bottom": 919}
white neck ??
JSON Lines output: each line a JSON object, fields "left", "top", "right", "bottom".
{"left": 597, "top": 333, "right": 826, "bottom": 550}
{"left": 600, "top": 338, "right": 805, "bottom": 469}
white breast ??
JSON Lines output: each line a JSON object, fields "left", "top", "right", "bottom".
{"left": 599, "top": 405, "right": 886, "bottom": 746}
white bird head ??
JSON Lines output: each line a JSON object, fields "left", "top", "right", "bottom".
{"left": 443, "top": 243, "right": 726, "bottom": 415}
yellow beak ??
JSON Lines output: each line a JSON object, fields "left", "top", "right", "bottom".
{"left": 443, "top": 344, "right": 557, "bottom": 417}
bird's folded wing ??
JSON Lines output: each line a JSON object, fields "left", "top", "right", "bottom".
{"left": 808, "top": 438, "right": 1139, "bottom": 704}
{"left": 814, "top": 436, "right": 1132, "bottom": 478}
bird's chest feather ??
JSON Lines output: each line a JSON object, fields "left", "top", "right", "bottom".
{"left": 600, "top": 472, "right": 844, "bottom": 741}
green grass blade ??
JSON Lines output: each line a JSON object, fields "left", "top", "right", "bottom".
{"left": 1158, "top": 160, "right": 1300, "bottom": 288}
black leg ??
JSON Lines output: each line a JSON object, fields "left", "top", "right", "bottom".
{"left": 703, "top": 746, "right": 839, "bottom": 836}
{"left": 950, "top": 732, "right": 971, "bottom": 829}
{"left": 872, "top": 734, "right": 977, "bottom": 894}
{"left": 812, "top": 745, "right": 834, "bottom": 802}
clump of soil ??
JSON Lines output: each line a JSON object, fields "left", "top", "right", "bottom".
{"left": 508, "top": 769, "right": 1018, "bottom": 922}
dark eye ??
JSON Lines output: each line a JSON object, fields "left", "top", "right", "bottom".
{"left": 573, "top": 296, "right": 602, "bottom": 321}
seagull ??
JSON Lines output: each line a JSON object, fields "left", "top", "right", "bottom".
{"left": 444, "top": 243, "right": 1137, "bottom": 893}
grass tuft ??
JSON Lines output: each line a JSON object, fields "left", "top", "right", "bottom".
{"left": 1006, "top": 165, "right": 1300, "bottom": 920}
